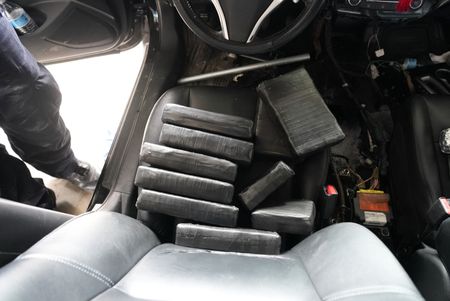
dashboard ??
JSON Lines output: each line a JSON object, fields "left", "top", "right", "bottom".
{"left": 335, "top": 0, "right": 439, "bottom": 19}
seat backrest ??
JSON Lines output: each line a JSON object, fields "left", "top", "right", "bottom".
{"left": 137, "top": 86, "right": 329, "bottom": 242}
{"left": 390, "top": 95, "right": 450, "bottom": 241}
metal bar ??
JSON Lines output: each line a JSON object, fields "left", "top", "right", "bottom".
{"left": 239, "top": 54, "right": 267, "bottom": 62}
{"left": 177, "top": 53, "right": 311, "bottom": 84}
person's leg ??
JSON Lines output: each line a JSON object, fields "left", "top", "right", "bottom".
{"left": 0, "top": 12, "right": 94, "bottom": 183}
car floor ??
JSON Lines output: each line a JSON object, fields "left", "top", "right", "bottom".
{"left": 0, "top": 43, "right": 145, "bottom": 215}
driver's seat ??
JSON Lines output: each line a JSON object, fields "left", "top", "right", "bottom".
{"left": 0, "top": 211, "right": 423, "bottom": 301}
{"left": 137, "top": 85, "right": 330, "bottom": 242}
{"left": 0, "top": 85, "right": 423, "bottom": 301}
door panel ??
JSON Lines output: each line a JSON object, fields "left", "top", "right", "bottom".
{"left": 14, "top": 0, "right": 136, "bottom": 63}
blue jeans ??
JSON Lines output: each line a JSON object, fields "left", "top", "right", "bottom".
{"left": 0, "top": 11, "right": 77, "bottom": 178}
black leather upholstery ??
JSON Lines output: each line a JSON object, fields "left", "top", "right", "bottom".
{"left": 0, "top": 211, "right": 423, "bottom": 301}
{"left": 390, "top": 95, "right": 450, "bottom": 240}
{"left": 404, "top": 247, "right": 450, "bottom": 301}
{"left": 436, "top": 218, "right": 450, "bottom": 273}
{"left": 0, "top": 198, "right": 72, "bottom": 266}
{"left": 390, "top": 95, "right": 450, "bottom": 300}
{"left": 138, "top": 86, "right": 330, "bottom": 240}
{"left": 404, "top": 219, "right": 450, "bottom": 301}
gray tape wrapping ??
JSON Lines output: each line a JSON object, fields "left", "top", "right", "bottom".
{"left": 239, "top": 161, "right": 295, "bottom": 211}
{"left": 135, "top": 166, "right": 234, "bottom": 204}
{"left": 257, "top": 68, "right": 345, "bottom": 157}
{"left": 140, "top": 143, "right": 238, "bottom": 183}
{"left": 254, "top": 99, "right": 293, "bottom": 158}
{"left": 252, "top": 200, "right": 316, "bottom": 235}
{"left": 137, "top": 190, "right": 239, "bottom": 227}
{"left": 162, "top": 104, "right": 254, "bottom": 139}
{"left": 175, "top": 223, "right": 281, "bottom": 255}
{"left": 159, "top": 124, "right": 254, "bottom": 164}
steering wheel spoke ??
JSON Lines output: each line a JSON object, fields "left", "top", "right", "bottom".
{"left": 246, "top": 0, "right": 285, "bottom": 43}
{"left": 209, "top": 0, "right": 283, "bottom": 43}
{"left": 174, "top": 0, "right": 325, "bottom": 54}
{"left": 210, "top": 0, "right": 230, "bottom": 40}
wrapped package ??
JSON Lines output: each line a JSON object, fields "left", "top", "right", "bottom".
{"left": 135, "top": 166, "right": 234, "bottom": 204}
{"left": 257, "top": 68, "right": 345, "bottom": 157}
{"left": 137, "top": 190, "right": 239, "bottom": 227}
{"left": 140, "top": 143, "right": 237, "bottom": 183}
{"left": 162, "top": 104, "right": 254, "bottom": 139}
{"left": 252, "top": 200, "right": 316, "bottom": 235}
{"left": 239, "top": 161, "right": 294, "bottom": 211}
{"left": 159, "top": 124, "right": 254, "bottom": 164}
{"left": 254, "top": 99, "right": 293, "bottom": 158}
{"left": 176, "top": 223, "right": 281, "bottom": 255}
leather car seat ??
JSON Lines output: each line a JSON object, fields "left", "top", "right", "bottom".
{"left": 0, "top": 86, "right": 423, "bottom": 300}
{"left": 137, "top": 86, "right": 329, "bottom": 241}
{"left": 404, "top": 218, "right": 450, "bottom": 301}
{"left": 0, "top": 211, "right": 423, "bottom": 301}
{"left": 390, "top": 94, "right": 450, "bottom": 300}
{"left": 390, "top": 95, "right": 450, "bottom": 241}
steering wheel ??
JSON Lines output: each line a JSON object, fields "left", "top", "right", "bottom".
{"left": 173, "top": 0, "right": 326, "bottom": 54}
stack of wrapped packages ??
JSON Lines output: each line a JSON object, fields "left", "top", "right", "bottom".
{"left": 134, "top": 68, "right": 345, "bottom": 254}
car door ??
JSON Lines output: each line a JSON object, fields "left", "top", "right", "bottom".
{"left": 13, "top": 0, "right": 144, "bottom": 63}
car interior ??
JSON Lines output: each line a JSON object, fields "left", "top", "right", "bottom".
{"left": 1, "top": 0, "right": 450, "bottom": 300}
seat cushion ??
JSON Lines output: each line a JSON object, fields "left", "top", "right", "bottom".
{"left": 0, "top": 212, "right": 160, "bottom": 301}
{"left": 0, "top": 212, "right": 423, "bottom": 301}
{"left": 404, "top": 246, "right": 450, "bottom": 301}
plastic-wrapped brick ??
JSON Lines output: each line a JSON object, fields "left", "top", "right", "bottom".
{"left": 254, "top": 99, "right": 293, "bottom": 158}
{"left": 135, "top": 166, "right": 234, "bottom": 204}
{"left": 159, "top": 124, "right": 253, "bottom": 164}
{"left": 176, "top": 223, "right": 281, "bottom": 255}
{"left": 140, "top": 143, "right": 237, "bottom": 183}
{"left": 239, "top": 161, "right": 294, "bottom": 211}
{"left": 162, "top": 104, "right": 254, "bottom": 139}
{"left": 137, "top": 190, "right": 239, "bottom": 227}
{"left": 257, "top": 68, "right": 345, "bottom": 157}
{"left": 252, "top": 200, "right": 316, "bottom": 235}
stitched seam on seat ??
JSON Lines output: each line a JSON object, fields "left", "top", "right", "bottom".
{"left": 19, "top": 254, "right": 114, "bottom": 287}
{"left": 323, "top": 285, "right": 421, "bottom": 301}
{"left": 88, "top": 243, "right": 161, "bottom": 301}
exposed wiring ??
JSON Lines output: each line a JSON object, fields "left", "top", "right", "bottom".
{"left": 365, "top": 60, "right": 404, "bottom": 78}
{"left": 365, "top": 26, "right": 406, "bottom": 79}
{"left": 355, "top": 167, "right": 380, "bottom": 190}
{"left": 366, "top": 26, "right": 382, "bottom": 61}
{"left": 324, "top": 12, "right": 383, "bottom": 154}
{"left": 332, "top": 154, "right": 380, "bottom": 190}
{"left": 332, "top": 154, "right": 382, "bottom": 221}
